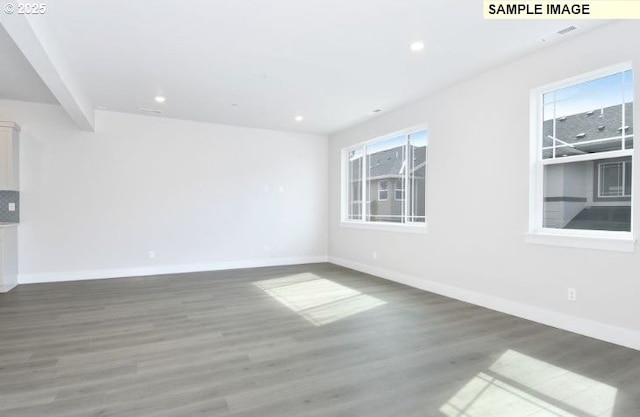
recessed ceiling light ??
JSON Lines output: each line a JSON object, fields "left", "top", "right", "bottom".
{"left": 295, "top": 115, "right": 304, "bottom": 122}
{"left": 410, "top": 41, "right": 425, "bottom": 52}
{"left": 155, "top": 96, "right": 166, "bottom": 103}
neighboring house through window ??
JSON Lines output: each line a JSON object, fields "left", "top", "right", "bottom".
{"left": 378, "top": 180, "right": 388, "bottom": 201}
{"left": 598, "top": 160, "right": 632, "bottom": 198}
{"left": 395, "top": 179, "right": 405, "bottom": 201}
{"left": 529, "top": 63, "right": 634, "bottom": 247}
{"left": 343, "top": 129, "right": 427, "bottom": 226}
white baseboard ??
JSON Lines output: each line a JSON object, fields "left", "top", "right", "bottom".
{"left": 18, "top": 255, "right": 329, "bottom": 285}
{"left": 329, "top": 256, "right": 640, "bottom": 351}
{"left": 0, "top": 282, "right": 17, "bottom": 293}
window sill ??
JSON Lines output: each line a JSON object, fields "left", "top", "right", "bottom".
{"left": 340, "top": 221, "right": 427, "bottom": 234}
{"left": 525, "top": 231, "right": 636, "bottom": 252}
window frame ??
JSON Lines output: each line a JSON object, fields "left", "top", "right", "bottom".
{"left": 395, "top": 178, "right": 405, "bottom": 201}
{"left": 341, "top": 126, "right": 428, "bottom": 232}
{"left": 378, "top": 180, "right": 389, "bottom": 201}
{"left": 597, "top": 160, "right": 632, "bottom": 199}
{"left": 527, "top": 62, "right": 636, "bottom": 252}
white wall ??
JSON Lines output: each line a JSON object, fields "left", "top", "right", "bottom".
{"left": 329, "top": 21, "right": 640, "bottom": 349}
{"left": 0, "top": 100, "right": 328, "bottom": 282}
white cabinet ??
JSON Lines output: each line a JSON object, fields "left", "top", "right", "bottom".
{"left": 0, "top": 226, "right": 18, "bottom": 293}
{"left": 0, "top": 121, "right": 20, "bottom": 190}
{"left": 0, "top": 121, "right": 19, "bottom": 292}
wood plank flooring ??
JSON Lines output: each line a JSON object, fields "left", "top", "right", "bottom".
{"left": 1, "top": 263, "right": 639, "bottom": 416}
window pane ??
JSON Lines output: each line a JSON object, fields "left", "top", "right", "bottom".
{"left": 395, "top": 179, "right": 405, "bottom": 201}
{"left": 599, "top": 163, "right": 623, "bottom": 197}
{"left": 624, "top": 69, "right": 634, "bottom": 150}
{"left": 542, "top": 70, "right": 632, "bottom": 160}
{"left": 408, "top": 131, "right": 427, "bottom": 223}
{"left": 378, "top": 180, "right": 388, "bottom": 201}
{"left": 543, "top": 159, "right": 630, "bottom": 232}
{"left": 625, "top": 162, "right": 632, "bottom": 196}
{"left": 347, "top": 148, "right": 363, "bottom": 220}
{"left": 344, "top": 129, "right": 427, "bottom": 225}
{"left": 366, "top": 136, "right": 406, "bottom": 222}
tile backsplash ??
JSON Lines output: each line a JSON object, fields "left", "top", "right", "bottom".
{"left": 0, "top": 190, "right": 19, "bottom": 223}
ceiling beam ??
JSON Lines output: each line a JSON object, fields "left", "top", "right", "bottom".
{"left": 0, "top": 15, "right": 94, "bottom": 131}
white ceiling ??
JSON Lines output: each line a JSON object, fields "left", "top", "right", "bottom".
{"left": 0, "top": 24, "right": 57, "bottom": 104}
{"left": 0, "top": 1, "right": 609, "bottom": 134}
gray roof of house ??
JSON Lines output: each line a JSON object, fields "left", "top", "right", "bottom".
{"left": 542, "top": 103, "right": 633, "bottom": 157}
{"left": 350, "top": 145, "right": 426, "bottom": 181}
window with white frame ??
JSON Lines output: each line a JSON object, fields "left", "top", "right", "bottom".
{"left": 598, "top": 160, "right": 632, "bottom": 198}
{"left": 531, "top": 65, "right": 633, "bottom": 235}
{"left": 343, "top": 129, "right": 427, "bottom": 225}
{"left": 378, "top": 180, "right": 388, "bottom": 201}
{"left": 395, "top": 178, "right": 405, "bottom": 201}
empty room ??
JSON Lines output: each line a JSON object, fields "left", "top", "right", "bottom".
{"left": 1, "top": 1, "right": 640, "bottom": 416}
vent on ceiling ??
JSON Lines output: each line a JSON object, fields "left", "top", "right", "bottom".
{"left": 138, "top": 108, "right": 163, "bottom": 115}
{"left": 557, "top": 25, "right": 578, "bottom": 35}
{"left": 541, "top": 25, "right": 579, "bottom": 42}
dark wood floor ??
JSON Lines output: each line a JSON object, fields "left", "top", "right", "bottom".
{"left": 1, "top": 263, "right": 639, "bottom": 416}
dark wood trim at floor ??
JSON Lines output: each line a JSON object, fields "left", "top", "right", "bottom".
{"left": 1, "top": 263, "right": 639, "bottom": 416}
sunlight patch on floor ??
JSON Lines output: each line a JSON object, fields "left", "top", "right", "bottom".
{"left": 253, "top": 273, "right": 386, "bottom": 326}
{"left": 440, "top": 349, "right": 617, "bottom": 417}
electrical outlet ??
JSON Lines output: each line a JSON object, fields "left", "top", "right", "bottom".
{"left": 8, "top": 203, "right": 15, "bottom": 212}
{"left": 567, "top": 287, "right": 577, "bottom": 302}
{"left": 148, "top": 251, "right": 156, "bottom": 259}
